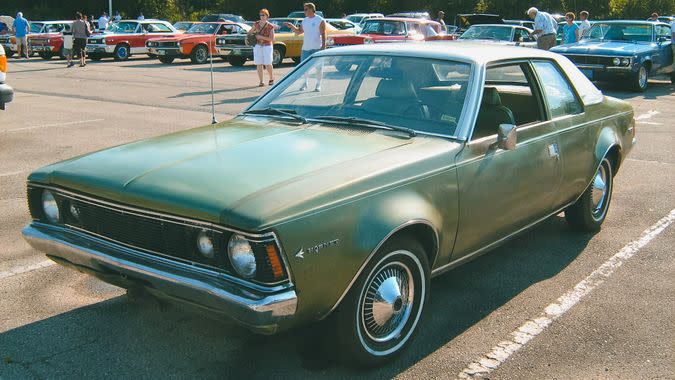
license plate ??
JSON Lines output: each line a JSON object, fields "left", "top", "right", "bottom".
{"left": 221, "top": 50, "right": 232, "bottom": 55}
{"left": 580, "top": 69, "right": 593, "bottom": 79}
{"left": 86, "top": 46, "right": 94, "bottom": 51}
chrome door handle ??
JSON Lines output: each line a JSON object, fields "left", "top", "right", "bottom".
{"left": 547, "top": 143, "right": 560, "bottom": 160}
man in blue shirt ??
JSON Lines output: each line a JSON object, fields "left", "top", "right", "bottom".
{"left": 562, "top": 12, "right": 580, "bottom": 45}
{"left": 13, "top": 12, "right": 30, "bottom": 58}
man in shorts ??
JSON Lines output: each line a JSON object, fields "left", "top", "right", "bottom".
{"left": 72, "top": 12, "right": 90, "bottom": 67}
{"left": 13, "top": 12, "right": 30, "bottom": 59}
{"left": 285, "top": 3, "right": 326, "bottom": 91}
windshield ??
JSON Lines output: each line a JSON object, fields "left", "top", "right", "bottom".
{"left": 347, "top": 15, "right": 364, "bottom": 23}
{"left": 361, "top": 20, "right": 406, "bottom": 35}
{"left": 249, "top": 55, "right": 471, "bottom": 136}
{"left": 585, "top": 23, "right": 653, "bottom": 42}
{"left": 186, "top": 23, "right": 219, "bottom": 34}
{"left": 108, "top": 21, "right": 138, "bottom": 33}
{"left": 29, "top": 23, "right": 44, "bottom": 33}
{"left": 174, "top": 22, "right": 192, "bottom": 31}
{"left": 460, "top": 26, "right": 511, "bottom": 40}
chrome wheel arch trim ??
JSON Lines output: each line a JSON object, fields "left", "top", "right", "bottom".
{"left": 319, "top": 219, "right": 438, "bottom": 320}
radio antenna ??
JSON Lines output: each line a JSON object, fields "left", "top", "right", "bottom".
{"left": 209, "top": 32, "right": 218, "bottom": 125}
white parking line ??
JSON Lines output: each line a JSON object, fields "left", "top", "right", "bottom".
{"left": 0, "top": 170, "right": 24, "bottom": 178}
{"left": 457, "top": 208, "right": 675, "bottom": 379}
{"left": 635, "top": 110, "right": 660, "bottom": 120}
{"left": 0, "top": 259, "right": 55, "bottom": 280}
{"left": 3, "top": 119, "right": 104, "bottom": 133}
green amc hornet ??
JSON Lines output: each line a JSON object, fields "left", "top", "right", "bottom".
{"left": 23, "top": 43, "right": 635, "bottom": 365}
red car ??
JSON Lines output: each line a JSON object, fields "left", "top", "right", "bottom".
{"left": 27, "top": 21, "right": 73, "bottom": 60}
{"left": 85, "top": 19, "right": 178, "bottom": 61}
{"left": 328, "top": 17, "right": 454, "bottom": 47}
{"left": 146, "top": 22, "right": 250, "bottom": 64}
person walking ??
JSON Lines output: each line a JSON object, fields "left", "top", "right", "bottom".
{"left": 138, "top": 13, "right": 145, "bottom": 21}
{"left": 251, "top": 9, "right": 275, "bottom": 86}
{"left": 436, "top": 11, "right": 447, "bottom": 33}
{"left": 63, "top": 26, "right": 74, "bottom": 67}
{"left": 562, "top": 12, "right": 580, "bottom": 44}
{"left": 12, "top": 12, "right": 30, "bottom": 59}
{"left": 578, "top": 11, "right": 591, "bottom": 38}
{"left": 98, "top": 12, "right": 109, "bottom": 31}
{"left": 72, "top": 12, "right": 91, "bottom": 67}
{"left": 114, "top": 11, "right": 122, "bottom": 22}
{"left": 284, "top": 2, "right": 326, "bottom": 91}
{"left": 527, "top": 7, "right": 558, "bottom": 50}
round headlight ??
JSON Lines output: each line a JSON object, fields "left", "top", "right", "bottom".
{"left": 612, "top": 58, "right": 620, "bottom": 66}
{"left": 41, "top": 190, "right": 60, "bottom": 223}
{"left": 196, "top": 230, "right": 215, "bottom": 258}
{"left": 227, "top": 234, "right": 256, "bottom": 279}
{"left": 621, "top": 58, "right": 630, "bottom": 66}
{"left": 364, "top": 38, "right": 374, "bottom": 44}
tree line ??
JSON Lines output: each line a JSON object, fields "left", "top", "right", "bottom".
{"left": 1, "top": 0, "right": 672, "bottom": 23}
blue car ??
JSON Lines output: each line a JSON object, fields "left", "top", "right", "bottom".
{"left": 551, "top": 21, "right": 674, "bottom": 92}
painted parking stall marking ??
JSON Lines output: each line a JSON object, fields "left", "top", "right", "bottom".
{"left": 3, "top": 119, "right": 104, "bottom": 133}
{"left": 0, "top": 259, "right": 55, "bottom": 280}
{"left": 458, "top": 208, "right": 675, "bottom": 379}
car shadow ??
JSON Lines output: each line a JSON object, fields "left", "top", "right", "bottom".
{"left": 598, "top": 78, "right": 674, "bottom": 101}
{"left": 169, "top": 87, "right": 261, "bottom": 99}
{"left": 0, "top": 215, "right": 590, "bottom": 378}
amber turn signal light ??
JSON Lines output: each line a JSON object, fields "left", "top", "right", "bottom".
{"left": 0, "top": 55, "right": 6, "bottom": 73}
{"left": 265, "top": 244, "right": 284, "bottom": 280}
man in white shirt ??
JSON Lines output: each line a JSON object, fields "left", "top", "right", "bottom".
{"left": 578, "top": 11, "right": 591, "bottom": 38}
{"left": 285, "top": 2, "right": 326, "bottom": 91}
{"left": 98, "top": 12, "right": 109, "bottom": 31}
{"left": 527, "top": 7, "right": 558, "bottom": 50}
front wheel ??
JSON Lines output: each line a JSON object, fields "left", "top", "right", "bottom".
{"left": 190, "top": 45, "right": 208, "bottom": 64}
{"left": 332, "top": 236, "right": 429, "bottom": 366}
{"left": 158, "top": 56, "right": 175, "bottom": 64}
{"left": 565, "top": 157, "right": 613, "bottom": 232}
{"left": 39, "top": 52, "right": 53, "bottom": 60}
{"left": 630, "top": 63, "right": 648, "bottom": 92}
{"left": 113, "top": 44, "right": 130, "bottom": 61}
{"left": 89, "top": 53, "right": 103, "bottom": 61}
{"left": 228, "top": 56, "right": 246, "bottom": 66}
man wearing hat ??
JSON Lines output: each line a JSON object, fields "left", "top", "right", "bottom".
{"left": 527, "top": 7, "right": 558, "bottom": 50}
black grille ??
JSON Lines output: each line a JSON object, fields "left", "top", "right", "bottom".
{"left": 27, "top": 186, "right": 288, "bottom": 284}
{"left": 564, "top": 54, "right": 615, "bottom": 66}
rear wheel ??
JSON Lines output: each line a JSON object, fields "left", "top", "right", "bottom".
{"left": 331, "top": 235, "right": 429, "bottom": 367}
{"left": 565, "top": 157, "right": 613, "bottom": 232}
{"left": 291, "top": 56, "right": 301, "bottom": 64}
{"left": 272, "top": 45, "right": 285, "bottom": 67}
{"left": 190, "top": 45, "right": 209, "bottom": 64}
{"left": 228, "top": 56, "right": 246, "bottom": 66}
{"left": 113, "top": 44, "right": 130, "bottom": 61}
{"left": 158, "top": 56, "right": 175, "bottom": 64}
{"left": 630, "top": 63, "right": 648, "bottom": 92}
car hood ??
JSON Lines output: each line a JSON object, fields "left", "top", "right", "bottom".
{"left": 150, "top": 34, "right": 209, "bottom": 42}
{"left": 551, "top": 40, "right": 655, "bottom": 56}
{"left": 30, "top": 118, "right": 459, "bottom": 230}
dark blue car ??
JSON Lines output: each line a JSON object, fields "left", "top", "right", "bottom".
{"left": 551, "top": 21, "right": 674, "bottom": 92}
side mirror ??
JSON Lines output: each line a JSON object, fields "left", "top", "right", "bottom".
{"left": 657, "top": 36, "right": 668, "bottom": 43}
{"left": 497, "top": 123, "right": 517, "bottom": 150}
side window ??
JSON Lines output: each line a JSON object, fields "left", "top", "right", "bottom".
{"left": 472, "top": 63, "right": 544, "bottom": 140}
{"left": 532, "top": 61, "right": 583, "bottom": 118}
{"left": 656, "top": 25, "right": 671, "bottom": 39}
{"left": 149, "top": 23, "right": 172, "bottom": 33}
{"left": 515, "top": 29, "right": 530, "bottom": 41}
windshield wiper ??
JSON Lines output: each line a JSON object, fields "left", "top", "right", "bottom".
{"left": 312, "top": 116, "right": 416, "bottom": 137}
{"left": 240, "top": 108, "right": 307, "bottom": 124}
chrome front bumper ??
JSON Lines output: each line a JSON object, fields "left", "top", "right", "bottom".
{"left": 22, "top": 223, "right": 298, "bottom": 334}
{"left": 85, "top": 44, "right": 115, "bottom": 53}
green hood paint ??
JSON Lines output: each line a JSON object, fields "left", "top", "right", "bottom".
{"left": 29, "top": 118, "right": 460, "bottom": 230}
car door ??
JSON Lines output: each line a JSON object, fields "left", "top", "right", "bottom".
{"left": 530, "top": 60, "right": 591, "bottom": 210}
{"left": 653, "top": 25, "right": 673, "bottom": 73}
{"left": 453, "top": 61, "right": 563, "bottom": 257}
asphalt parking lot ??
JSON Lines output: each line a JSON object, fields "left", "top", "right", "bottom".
{"left": 1, "top": 55, "right": 673, "bottom": 379}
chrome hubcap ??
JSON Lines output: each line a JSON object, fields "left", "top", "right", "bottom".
{"left": 591, "top": 164, "right": 608, "bottom": 218}
{"left": 273, "top": 50, "right": 280, "bottom": 65}
{"left": 362, "top": 262, "right": 414, "bottom": 342}
{"left": 639, "top": 67, "right": 647, "bottom": 88}
{"left": 197, "top": 48, "right": 207, "bottom": 61}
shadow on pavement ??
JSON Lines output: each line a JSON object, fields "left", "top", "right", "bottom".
{"left": 599, "top": 79, "right": 674, "bottom": 101}
{"left": 0, "top": 216, "right": 591, "bottom": 378}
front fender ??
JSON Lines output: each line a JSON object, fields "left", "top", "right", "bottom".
{"left": 272, "top": 169, "right": 458, "bottom": 324}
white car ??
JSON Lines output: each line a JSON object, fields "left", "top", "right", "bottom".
{"left": 0, "top": 44, "right": 14, "bottom": 110}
